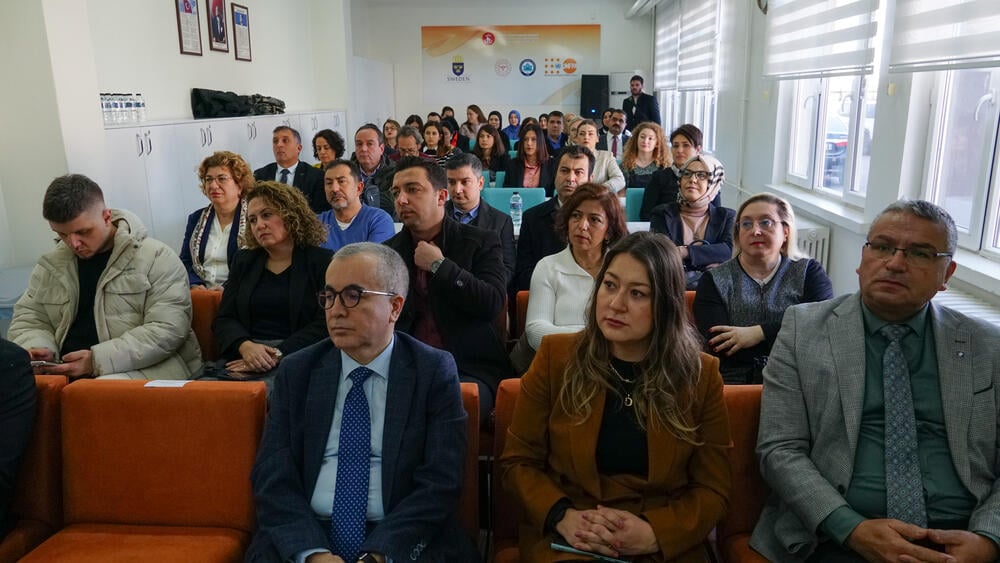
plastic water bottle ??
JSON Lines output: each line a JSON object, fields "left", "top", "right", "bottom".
{"left": 100, "top": 93, "right": 113, "bottom": 125}
{"left": 135, "top": 93, "right": 147, "bottom": 123}
{"left": 125, "top": 93, "right": 137, "bottom": 123}
{"left": 510, "top": 191, "right": 523, "bottom": 229}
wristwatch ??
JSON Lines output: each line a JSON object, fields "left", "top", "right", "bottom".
{"left": 357, "top": 553, "right": 377, "bottom": 563}
{"left": 429, "top": 257, "right": 445, "bottom": 274}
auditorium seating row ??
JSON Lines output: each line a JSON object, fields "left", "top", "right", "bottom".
{"left": 0, "top": 376, "right": 480, "bottom": 562}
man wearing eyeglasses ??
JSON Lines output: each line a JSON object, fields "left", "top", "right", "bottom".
{"left": 247, "top": 242, "right": 478, "bottom": 563}
{"left": 752, "top": 200, "right": 1000, "bottom": 563}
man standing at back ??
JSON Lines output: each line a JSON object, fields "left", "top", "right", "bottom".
{"left": 623, "top": 74, "right": 661, "bottom": 131}
{"left": 513, "top": 145, "right": 595, "bottom": 291}
{"left": 247, "top": 242, "right": 477, "bottom": 562}
{"left": 751, "top": 200, "right": 1000, "bottom": 562}
{"left": 317, "top": 159, "right": 395, "bottom": 252}
{"left": 9, "top": 174, "right": 201, "bottom": 380}
{"left": 255, "top": 126, "right": 327, "bottom": 213}
{"left": 443, "top": 153, "right": 515, "bottom": 285}
{"left": 384, "top": 158, "right": 511, "bottom": 424}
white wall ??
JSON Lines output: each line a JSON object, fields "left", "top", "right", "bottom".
{"left": 359, "top": 0, "right": 652, "bottom": 121}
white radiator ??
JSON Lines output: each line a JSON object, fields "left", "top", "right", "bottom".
{"left": 796, "top": 218, "right": 831, "bottom": 271}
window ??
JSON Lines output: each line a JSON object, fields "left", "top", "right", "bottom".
{"left": 783, "top": 74, "right": 875, "bottom": 198}
{"left": 925, "top": 68, "right": 1000, "bottom": 257}
{"left": 658, "top": 90, "right": 716, "bottom": 153}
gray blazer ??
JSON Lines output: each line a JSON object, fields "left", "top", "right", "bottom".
{"left": 750, "top": 293, "right": 1000, "bottom": 561}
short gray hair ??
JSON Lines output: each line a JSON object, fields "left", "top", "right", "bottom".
{"left": 332, "top": 242, "right": 409, "bottom": 299}
{"left": 396, "top": 126, "right": 423, "bottom": 145}
{"left": 872, "top": 199, "right": 957, "bottom": 254}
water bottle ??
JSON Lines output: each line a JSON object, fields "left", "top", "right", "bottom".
{"left": 125, "top": 93, "right": 137, "bottom": 124}
{"left": 135, "top": 93, "right": 147, "bottom": 123}
{"left": 510, "top": 191, "right": 523, "bottom": 229}
{"left": 101, "top": 93, "right": 113, "bottom": 125}
{"left": 110, "top": 93, "right": 123, "bottom": 124}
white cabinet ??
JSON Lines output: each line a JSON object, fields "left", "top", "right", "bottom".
{"left": 103, "top": 127, "right": 172, "bottom": 242}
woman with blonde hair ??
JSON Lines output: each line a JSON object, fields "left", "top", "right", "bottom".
{"left": 181, "top": 150, "right": 254, "bottom": 289}
{"left": 693, "top": 192, "right": 832, "bottom": 384}
{"left": 502, "top": 231, "right": 731, "bottom": 561}
{"left": 620, "top": 122, "right": 670, "bottom": 189}
{"left": 212, "top": 181, "right": 333, "bottom": 379}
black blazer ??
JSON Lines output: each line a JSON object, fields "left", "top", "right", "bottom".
{"left": 385, "top": 220, "right": 513, "bottom": 391}
{"left": 254, "top": 162, "right": 328, "bottom": 214}
{"left": 474, "top": 151, "right": 510, "bottom": 173}
{"left": 504, "top": 159, "right": 556, "bottom": 196}
{"left": 596, "top": 132, "right": 629, "bottom": 154}
{"left": 444, "top": 199, "right": 514, "bottom": 286}
{"left": 623, "top": 91, "right": 662, "bottom": 131}
{"left": 650, "top": 203, "right": 736, "bottom": 270}
{"left": 245, "top": 334, "right": 479, "bottom": 562}
{"left": 178, "top": 205, "right": 243, "bottom": 287}
{"left": 0, "top": 339, "right": 35, "bottom": 539}
{"left": 513, "top": 197, "right": 564, "bottom": 291}
{"left": 213, "top": 245, "right": 333, "bottom": 360}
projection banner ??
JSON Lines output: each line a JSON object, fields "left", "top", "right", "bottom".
{"left": 421, "top": 25, "right": 601, "bottom": 106}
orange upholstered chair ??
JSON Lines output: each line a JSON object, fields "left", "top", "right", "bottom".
{"left": 20, "top": 380, "right": 266, "bottom": 563}
{"left": 512, "top": 290, "right": 530, "bottom": 341}
{"left": 685, "top": 290, "right": 696, "bottom": 325}
{"left": 717, "top": 384, "right": 769, "bottom": 562}
{"left": 459, "top": 382, "right": 480, "bottom": 544}
{"left": 492, "top": 378, "right": 521, "bottom": 563}
{"left": 0, "top": 375, "right": 67, "bottom": 563}
{"left": 190, "top": 288, "right": 223, "bottom": 361}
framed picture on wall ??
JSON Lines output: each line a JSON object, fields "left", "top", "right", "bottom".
{"left": 207, "top": 0, "right": 229, "bottom": 52}
{"left": 175, "top": 0, "right": 203, "bottom": 55}
{"left": 232, "top": 4, "right": 251, "bottom": 62}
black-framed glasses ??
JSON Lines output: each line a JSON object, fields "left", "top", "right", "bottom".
{"left": 317, "top": 285, "right": 396, "bottom": 309}
{"left": 863, "top": 241, "right": 952, "bottom": 265}
{"left": 738, "top": 219, "right": 779, "bottom": 232}
{"left": 679, "top": 170, "right": 711, "bottom": 181}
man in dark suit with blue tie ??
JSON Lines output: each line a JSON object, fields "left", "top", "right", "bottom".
{"left": 254, "top": 126, "right": 328, "bottom": 214}
{"left": 246, "top": 242, "right": 477, "bottom": 563}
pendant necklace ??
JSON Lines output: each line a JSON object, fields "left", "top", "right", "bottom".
{"left": 609, "top": 363, "right": 636, "bottom": 407}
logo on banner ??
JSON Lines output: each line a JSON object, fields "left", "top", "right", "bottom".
{"left": 562, "top": 58, "right": 577, "bottom": 74}
{"left": 452, "top": 56, "right": 465, "bottom": 77}
{"left": 495, "top": 59, "right": 512, "bottom": 77}
{"left": 482, "top": 32, "right": 495, "bottom": 46}
{"left": 519, "top": 58, "right": 536, "bottom": 76}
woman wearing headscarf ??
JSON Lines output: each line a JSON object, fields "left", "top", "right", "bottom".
{"left": 501, "top": 110, "right": 521, "bottom": 143}
{"left": 649, "top": 154, "right": 735, "bottom": 289}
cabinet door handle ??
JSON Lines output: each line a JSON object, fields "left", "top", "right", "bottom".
{"left": 200, "top": 128, "right": 206, "bottom": 147}
{"left": 207, "top": 126, "right": 213, "bottom": 145}
{"left": 136, "top": 133, "right": 144, "bottom": 157}
{"left": 247, "top": 123, "right": 252, "bottom": 139}
{"left": 145, "top": 131, "right": 152, "bottom": 154}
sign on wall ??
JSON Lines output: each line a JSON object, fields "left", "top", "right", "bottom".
{"left": 421, "top": 25, "right": 601, "bottom": 106}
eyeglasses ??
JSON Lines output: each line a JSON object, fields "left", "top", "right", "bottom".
{"left": 863, "top": 241, "right": 952, "bottom": 265}
{"left": 201, "top": 175, "right": 232, "bottom": 185}
{"left": 317, "top": 285, "right": 396, "bottom": 309}
{"left": 738, "top": 219, "right": 779, "bottom": 232}
{"left": 679, "top": 170, "right": 711, "bottom": 181}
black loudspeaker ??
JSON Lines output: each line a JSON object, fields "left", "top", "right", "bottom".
{"left": 580, "top": 74, "right": 609, "bottom": 119}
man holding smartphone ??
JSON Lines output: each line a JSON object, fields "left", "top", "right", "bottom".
{"left": 8, "top": 174, "right": 201, "bottom": 380}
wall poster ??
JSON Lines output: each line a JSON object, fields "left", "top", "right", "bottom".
{"left": 175, "top": 0, "right": 203, "bottom": 56}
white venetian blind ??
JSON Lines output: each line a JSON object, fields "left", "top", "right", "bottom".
{"left": 653, "top": 0, "right": 679, "bottom": 91}
{"left": 677, "top": 0, "right": 719, "bottom": 91}
{"left": 763, "top": 0, "right": 879, "bottom": 79}
{"left": 889, "top": 0, "right": 1000, "bottom": 73}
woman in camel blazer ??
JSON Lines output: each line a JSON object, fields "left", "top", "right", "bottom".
{"left": 500, "top": 231, "right": 731, "bottom": 562}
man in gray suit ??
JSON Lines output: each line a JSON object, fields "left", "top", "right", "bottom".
{"left": 751, "top": 200, "right": 1000, "bottom": 562}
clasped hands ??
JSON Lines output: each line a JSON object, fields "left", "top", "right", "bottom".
{"left": 846, "top": 519, "right": 998, "bottom": 563}
{"left": 555, "top": 505, "right": 658, "bottom": 558}
{"left": 227, "top": 341, "right": 282, "bottom": 375}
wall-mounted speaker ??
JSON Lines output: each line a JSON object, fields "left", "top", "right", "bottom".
{"left": 580, "top": 74, "right": 609, "bottom": 119}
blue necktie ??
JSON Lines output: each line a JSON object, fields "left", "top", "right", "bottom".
{"left": 880, "top": 324, "right": 927, "bottom": 527}
{"left": 279, "top": 168, "right": 290, "bottom": 184}
{"left": 330, "top": 367, "right": 373, "bottom": 559}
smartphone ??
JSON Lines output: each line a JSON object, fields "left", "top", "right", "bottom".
{"left": 31, "top": 360, "right": 62, "bottom": 368}
{"left": 550, "top": 534, "right": 630, "bottom": 563}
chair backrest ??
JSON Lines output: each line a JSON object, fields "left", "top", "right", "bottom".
{"left": 685, "top": 290, "right": 696, "bottom": 325}
{"left": 716, "top": 384, "right": 768, "bottom": 545}
{"left": 511, "top": 290, "right": 530, "bottom": 340}
{"left": 492, "top": 378, "right": 522, "bottom": 548}
{"left": 6, "top": 376, "right": 68, "bottom": 540}
{"left": 458, "top": 382, "right": 480, "bottom": 543}
{"left": 508, "top": 150, "right": 517, "bottom": 159}
{"left": 625, "top": 188, "right": 644, "bottom": 221}
{"left": 481, "top": 188, "right": 546, "bottom": 217}
{"left": 481, "top": 170, "right": 507, "bottom": 189}
{"left": 60, "top": 380, "right": 266, "bottom": 531}
{"left": 190, "top": 289, "right": 223, "bottom": 361}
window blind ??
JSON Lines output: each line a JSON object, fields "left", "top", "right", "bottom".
{"left": 677, "top": 0, "right": 719, "bottom": 91}
{"left": 889, "top": 0, "right": 1000, "bottom": 73}
{"left": 653, "top": 0, "right": 679, "bottom": 91}
{"left": 763, "top": 0, "right": 879, "bottom": 79}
